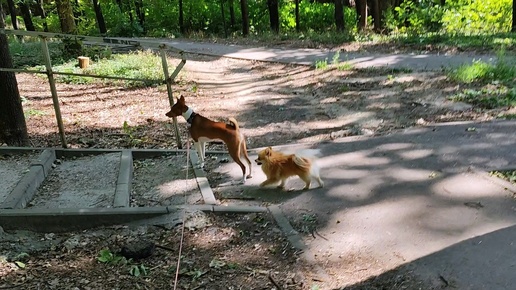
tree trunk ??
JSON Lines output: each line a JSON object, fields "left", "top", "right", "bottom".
{"left": 38, "top": 0, "right": 49, "bottom": 32}
{"left": 371, "top": 0, "right": 381, "bottom": 31}
{"left": 135, "top": 0, "right": 145, "bottom": 31}
{"left": 267, "top": 0, "right": 279, "bottom": 33}
{"left": 334, "top": 0, "right": 344, "bottom": 32}
{"left": 295, "top": 0, "right": 300, "bottom": 32}
{"left": 6, "top": 0, "right": 19, "bottom": 30}
{"left": 56, "top": 0, "right": 77, "bottom": 33}
{"left": 229, "top": 0, "right": 235, "bottom": 29}
{"left": 0, "top": 5, "right": 29, "bottom": 146}
{"left": 240, "top": 0, "right": 249, "bottom": 36}
{"left": 220, "top": 0, "right": 228, "bottom": 37}
{"left": 19, "top": 1, "right": 35, "bottom": 31}
{"left": 356, "top": 0, "right": 367, "bottom": 30}
{"left": 92, "top": 0, "right": 107, "bottom": 34}
{"left": 179, "top": 0, "right": 185, "bottom": 34}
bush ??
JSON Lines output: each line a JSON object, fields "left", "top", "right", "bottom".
{"left": 442, "top": 0, "right": 512, "bottom": 34}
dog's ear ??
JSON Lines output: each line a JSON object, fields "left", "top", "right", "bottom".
{"left": 265, "top": 147, "right": 272, "bottom": 156}
{"left": 178, "top": 95, "right": 185, "bottom": 103}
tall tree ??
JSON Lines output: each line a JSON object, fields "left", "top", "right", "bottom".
{"left": 334, "top": 0, "right": 344, "bottom": 32}
{"left": 92, "top": 0, "right": 107, "bottom": 34}
{"left": 267, "top": 0, "right": 279, "bottom": 33}
{"left": 6, "top": 0, "right": 19, "bottom": 30}
{"left": 371, "top": 0, "right": 381, "bottom": 32}
{"left": 356, "top": 0, "right": 367, "bottom": 30}
{"left": 56, "top": 0, "right": 77, "bottom": 33}
{"left": 0, "top": 4, "right": 29, "bottom": 146}
{"left": 228, "top": 0, "right": 235, "bottom": 29}
{"left": 240, "top": 0, "right": 249, "bottom": 36}
{"left": 18, "top": 0, "right": 35, "bottom": 31}
{"left": 135, "top": 0, "right": 145, "bottom": 31}
{"left": 37, "top": 0, "right": 49, "bottom": 32}
{"left": 179, "top": 0, "right": 185, "bottom": 34}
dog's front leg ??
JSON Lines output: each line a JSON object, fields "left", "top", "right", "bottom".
{"left": 260, "top": 178, "right": 279, "bottom": 187}
{"left": 193, "top": 141, "right": 205, "bottom": 168}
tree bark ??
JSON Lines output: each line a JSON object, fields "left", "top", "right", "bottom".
{"left": 356, "top": 0, "right": 367, "bottom": 30}
{"left": 0, "top": 5, "right": 29, "bottom": 146}
{"left": 240, "top": 0, "right": 249, "bottom": 36}
{"left": 334, "top": 0, "right": 344, "bottom": 32}
{"left": 56, "top": 0, "right": 77, "bottom": 33}
{"left": 92, "top": 0, "right": 107, "bottom": 34}
{"left": 179, "top": 0, "right": 185, "bottom": 34}
{"left": 6, "top": 0, "right": 19, "bottom": 30}
{"left": 135, "top": 0, "right": 145, "bottom": 31}
{"left": 38, "top": 0, "right": 49, "bottom": 32}
{"left": 19, "top": 1, "right": 35, "bottom": 31}
{"left": 267, "top": 0, "right": 279, "bottom": 33}
{"left": 229, "top": 0, "right": 235, "bottom": 29}
{"left": 371, "top": 0, "right": 381, "bottom": 31}
{"left": 220, "top": 0, "right": 228, "bottom": 37}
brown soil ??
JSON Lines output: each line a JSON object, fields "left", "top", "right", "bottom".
{"left": 1, "top": 51, "right": 514, "bottom": 289}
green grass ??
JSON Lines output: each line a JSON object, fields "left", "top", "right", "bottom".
{"left": 38, "top": 50, "right": 164, "bottom": 87}
{"left": 9, "top": 40, "right": 65, "bottom": 68}
{"left": 491, "top": 170, "right": 516, "bottom": 184}
{"left": 448, "top": 50, "right": 516, "bottom": 109}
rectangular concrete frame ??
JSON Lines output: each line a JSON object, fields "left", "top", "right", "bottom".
{"left": 0, "top": 147, "right": 268, "bottom": 232}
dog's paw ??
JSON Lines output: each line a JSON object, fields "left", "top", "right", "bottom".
{"left": 246, "top": 174, "right": 252, "bottom": 179}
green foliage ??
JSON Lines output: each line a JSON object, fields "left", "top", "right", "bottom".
{"left": 97, "top": 249, "right": 127, "bottom": 264}
{"left": 8, "top": 40, "right": 65, "bottom": 68}
{"left": 44, "top": 50, "right": 162, "bottom": 87}
{"left": 315, "top": 58, "right": 328, "bottom": 70}
{"left": 130, "top": 264, "right": 148, "bottom": 277}
{"left": 491, "top": 170, "right": 516, "bottom": 184}
{"left": 442, "top": 0, "right": 512, "bottom": 34}
{"left": 450, "top": 87, "right": 516, "bottom": 109}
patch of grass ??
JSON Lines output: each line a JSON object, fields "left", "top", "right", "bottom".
{"left": 491, "top": 170, "right": 516, "bottom": 184}
{"left": 450, "top": 86, "right": 516, "bottom": 109}
{"left": 449, "top": 60, "right": 493, "bottom": 83}
{"left": 9, "top": 40, "right": 65, "bottom": 68}
{"left": 41, "top": 50, "right": 164, "bottom": 87}
{"left": 315, "top": 58, "right": 328, "bottom": 70}
{"left": 24, "top": 108, "right": 47, "bottom": 118}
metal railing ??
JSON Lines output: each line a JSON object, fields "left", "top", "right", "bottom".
{"left": 0, "top": 29, "right": 186, "bottom": 149}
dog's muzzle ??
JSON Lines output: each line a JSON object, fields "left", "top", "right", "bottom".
{"left": 255, "top": 159, "right": 262, "bottom": 165}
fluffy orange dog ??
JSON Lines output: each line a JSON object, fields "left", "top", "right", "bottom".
{"left": 255, "top": 147, "right": 324, "bottom": 190}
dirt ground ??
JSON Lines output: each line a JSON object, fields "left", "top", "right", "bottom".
{"left": 1, "top": 51, "right": 515, "bottom": 289}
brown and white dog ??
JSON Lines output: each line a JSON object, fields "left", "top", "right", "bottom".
{"left": 255, "top": 147, "right": 324, "bottom": 190}
{"left": 165, "top": 95, "right": 252, "bottom": 184}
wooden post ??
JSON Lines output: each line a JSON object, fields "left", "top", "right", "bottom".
{"left": 78, "top": 56, "right": 90, "bottom": 68}
{"left": 41, "top": 37, "right": 67, "bottom": 148}
{"left": 160, "top": 46, "right": 182, "bottom": 149}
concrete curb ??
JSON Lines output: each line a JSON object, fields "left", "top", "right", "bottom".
{"left": 189, "top": 150, "right": 218, "bottom": 205}
{"left": 1, "top": 149, "right": 56, "bottom": 209}
{"left": 268, "top": 205, "right": 331, "bottom": 282}
{"left": 113, "top": 150, "right": 133, "bottom": 208}
{"left": 0, "top": 204, "right": 270, "bottom": 232}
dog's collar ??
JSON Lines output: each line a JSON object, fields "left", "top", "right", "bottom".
{"left": 183, "top": 107, "right": 196, "bottom": 124}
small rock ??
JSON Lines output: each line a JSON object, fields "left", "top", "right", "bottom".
{"left": 120, "top": 240, "right": 155, "bottom": 260}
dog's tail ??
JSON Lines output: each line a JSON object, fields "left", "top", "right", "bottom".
{"left": 294, "top": 149, "right": 322, "bottom": 160}
{"left": 293, "top": 149, "right": 322, "bottom": 173}
{"left": 228, "top": 117, "right": 240, "bottom": 131}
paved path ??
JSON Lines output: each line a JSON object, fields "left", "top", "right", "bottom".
{"left": 209, "top": 121, "right": 516, "bottom": 289}
{"left": 153, "top": 38, "right": 497, "bottom": 70}
{"left": 151, "top": 39, "right": 514, "bottom": 288}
